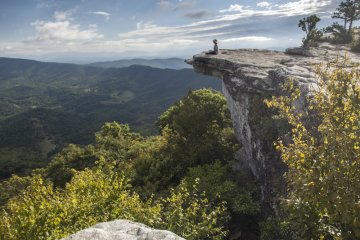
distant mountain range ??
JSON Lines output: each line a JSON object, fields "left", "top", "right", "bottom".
{"left": 0, "top": 57, "right": 220, "bottom": 178}
{"left": 87, "top": 58, "right": 191, "bottom": 69}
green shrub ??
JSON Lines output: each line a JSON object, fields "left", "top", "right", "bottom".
{"left": 266, "top": 62, "right": 360, "bottom": 239}
{"left": 183, "top": 161, "right": 259, "bottom": 215}
{"left": 0, "top": 167, "right": 228, "bottom": 240}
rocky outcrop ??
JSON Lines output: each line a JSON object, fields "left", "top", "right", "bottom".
{"left": 186, "top": 43, "right": 359, "bottom": 206}
{"left": 62, "top": 220, "right": 184, "bottom": 240}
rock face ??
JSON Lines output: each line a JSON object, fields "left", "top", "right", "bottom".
{"left": 186, "top": 43, "right": 359, "bottom": 206}
{"left": 62, "top": 220, "right": 185, "bottom": 240}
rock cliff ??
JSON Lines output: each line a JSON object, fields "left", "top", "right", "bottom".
{"left": 62, "top": 220, "right": 184, "bottom": 240}
{"left": 186, "top": 43, "right": 360, "bottom": 207}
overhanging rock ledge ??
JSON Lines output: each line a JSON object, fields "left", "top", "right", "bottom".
{"left": 186, "top": 43, "right": 359, "bottom": 203}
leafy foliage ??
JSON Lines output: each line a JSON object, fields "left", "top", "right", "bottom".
{"left": 0, "top": 167, "right": 227, "bottom": 240}
{"left": 0, "top": 58, "right": 221, "bottom": 179}
{"left": 324, "top": 22, "right": 353, "bottom": 44}
{"left": 183, "top": 161, "right": 259, "bottom": 215}
{"left": 0, "top": 175, "right": 32, "bottom": 208}
{"left": 260, "top": 217, "right": 300, "bottom": 240}
{"left": 39, "top": 122, "right": 143, "bottom": 187}
{"left": 333, "top": 0, "right": 360, "bottom": 36}
{"left": 157, "top": 179, "right": 229, "bottom": 240}
{"left": 0, "top": 148, "right": 44, "bottom": 179}
{"left": 266, "top": 62, "right": 360, "bottom": 239}
{"left": 158, "top": 89, "right": 238, "bottom": 174}
{"left": 298, "top": 15, "right": 322, "bottom": 48}
{"left": 325, "top": 0, "right": 360, "bottom": 44}
{"left": 0, "top": 88, "right": 261, "bottom": 239}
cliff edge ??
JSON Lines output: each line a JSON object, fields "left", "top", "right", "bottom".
{"left": 187, "top": 43, "right": 359, "bottom": 95}
{"left": 186, "top": 42, "right": 360, "bottom": 207}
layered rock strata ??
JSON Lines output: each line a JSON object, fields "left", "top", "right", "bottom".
{"left": 186, "top": 43, "right": 359, "bottom": 204}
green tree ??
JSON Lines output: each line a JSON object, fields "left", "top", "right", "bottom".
{"left": 0, "top": 167, "right": 228, "bottom": 240}
{"left": 183, "top": 161, "right": 259, "bottom": 215}
{"left": 0, "top": 175, "right": 31, "bottom": 208}
{"left": 333, "top": 0, "right": 360, "bottom": 35}
{"left": 157, "top": 179, "right": 229, "bottom": 240}
{"left": 43, "top": 122, "right": 141, "bottom": 187}
{"left": 134, "top": 89, "right": 239, "bottom": 190}
{"left": 131, "top": 135, "right": 173, "bottom": 193}
{"left": 266, "top": 62, "right": 360, "bottom": 239}
{"left": 298, "top": 15, "right": 322, "bottom": 48}
{"left": 324, "top": 22, "right": 351, "bottom": 44}
{"left": 326, "top": 0, "right": 360, "bottom": 43}
{"left": 183, "top": 162, "right": 261, "bottom": 238}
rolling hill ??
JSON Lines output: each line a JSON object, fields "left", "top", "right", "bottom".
{"left": 0, "top": 57, "right": 220, "bottom": 178}
{"left": 87, "top": 58, "right": 191, "bottom": 69}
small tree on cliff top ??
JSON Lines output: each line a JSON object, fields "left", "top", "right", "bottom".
{"left": 333, "top": 0, "right": 360, "bottom": 35}
{"left": 326, "top": 0, "right": 360, "bottom": 43}
{"left": 266, "top": 62, "right": 360, "bottom": 239}
{"left": 298, "top": 14, "right": 322, "bottom": 48}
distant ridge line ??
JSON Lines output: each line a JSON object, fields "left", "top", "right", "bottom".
{"left": 87, "top": 58, "right": 190, "bottom": 70}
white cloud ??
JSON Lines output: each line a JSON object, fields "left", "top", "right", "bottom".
{"left": 0, "top": 37, "right": 200, "bottom": 57}
{"left": 121, "top": 14, "right": 237, "bottom": 38}
{"left": 54, "top": 8, "right": 77, "bottom": 21}
{"left": 257, "top": 2, "right": 271, "bottom": 7}
{"left": 89, "top": 11, "right": 111, "bottom": 21}
{"left": 278, "top": 0, "right": 329, "bottom": 12}
{"left": 220, "top": 5, "right": 247, "bottom": 13}
{"left": 30, "top": 9, "right": 103, "bottom": 42}
{"left": 113, "top": 0, "right": 331, "bottom": 54}
{"left": 54, "top": 11, "right": 69, "bottom": 21}
{"left": 0, "top": 0, "right": 333, "bottom": 57}
{"left": 31, "top": 20, "right": 103, "bottom": 42}
{"left": 136, "top": 21, "right": 157, "bottom": 30}
{"left": 222, "top": 36, "right": 273, "bottom": 42}
{"left": 172, "top": 39, "right": 199, "bottom": 44}
{"left": 220, "top": 0, "right": 331, "bottom": 16}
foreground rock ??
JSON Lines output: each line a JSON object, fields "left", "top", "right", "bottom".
{"left": 62, "top": 220, "right": 185, "bottom": 240}
{"left": 186, "top": 42, "right": 359, "bottom": 209}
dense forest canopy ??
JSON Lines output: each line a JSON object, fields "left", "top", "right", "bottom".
{"left": 0, "top": 89, "right": 260, "bottom": 239}
{"left": 0, "top": 58, "right": 220, "bottom": 179}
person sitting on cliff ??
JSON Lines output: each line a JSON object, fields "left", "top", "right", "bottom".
{"left": 205, "top": 39, "right": 219, "bottom": 55}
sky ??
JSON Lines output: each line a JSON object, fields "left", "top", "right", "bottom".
{"left": 0, "top": 0, "right": 343, "bottom": 62}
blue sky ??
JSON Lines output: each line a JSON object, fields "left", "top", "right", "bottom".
{"left": 0, "top": 0, "right": 342, "bottom": 61}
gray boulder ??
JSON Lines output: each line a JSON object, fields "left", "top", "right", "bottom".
{"left": 62, "top": 220, "right": 185, "bottom": 240}
{"left": 285, "top": 47, "right": 312, "bottom": 56}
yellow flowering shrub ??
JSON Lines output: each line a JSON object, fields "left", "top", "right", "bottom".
{"left": 0, "top": 165, "right": 227, "bottom": 240}
{"left": 266, "top": 61, "right": 360, "bottom": 239}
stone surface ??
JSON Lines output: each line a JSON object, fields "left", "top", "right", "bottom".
{"left": 62, "top": 220, "right": 185, "bottom": 240}
{"left": 186, "top": 42, "right": 359, "bottom": 205}
{"left": 186, "top": 42, "right": 359, "bottom": 97}
{"left": 285, "top": 47, "right": 312, "bottom": 56}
